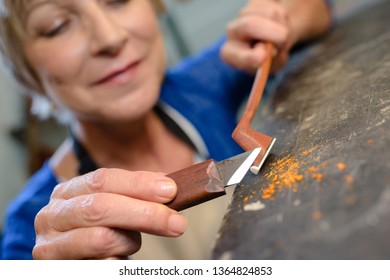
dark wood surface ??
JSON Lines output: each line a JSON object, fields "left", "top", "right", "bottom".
{"left": 212, "top": 0, "right": 390, "bottom": 259}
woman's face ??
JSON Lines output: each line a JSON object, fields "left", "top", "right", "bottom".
{"left": 23, "top": 0, "right": 166, "bottom": 122}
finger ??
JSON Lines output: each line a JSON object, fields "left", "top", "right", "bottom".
{"left": 33, "top": 227, "right": 141, "bottom": 260}
{"left": 221, "top": 40, "right": 267, "bottom": 73}
{"left": 227, "top": 15, "right": 289, "bottom": 50}
{"left": 51, "top": 168, "right": 177, "bottom": 204}
{"left": 239, "top": 0, "right": 288, "bottom": 25}
{"left": 40, "top": 194, "right": 187, "bottom": 236}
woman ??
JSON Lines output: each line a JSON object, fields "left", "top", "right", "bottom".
{"left": 0, "top": 0, "right": 332, "bottom": 259}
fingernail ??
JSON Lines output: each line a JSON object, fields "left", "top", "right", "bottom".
{"left": 168, "top": 213, "right": 187, "bottom": 235}
{"left": 156, "top": 179, "right": 176, "bottom": 199}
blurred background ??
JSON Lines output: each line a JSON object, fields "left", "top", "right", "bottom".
{"left": 0, "top": 0, "right": 377, "bottom": 235}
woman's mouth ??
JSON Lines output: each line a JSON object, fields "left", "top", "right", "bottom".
{"left": 92, "top": 61, "right": 140, "bottom": 86}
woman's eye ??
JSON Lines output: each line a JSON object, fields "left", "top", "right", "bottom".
{"left": 40, "top": 20, "right": 69, "bottom": 38}
{"left": 107, "top": 0, "right": 130, "bottom": 6}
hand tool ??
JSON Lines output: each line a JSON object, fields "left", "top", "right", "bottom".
{"left": 232, "top": 42, "right": 276, "bottom": 174}
{"left": 166, "top": 148, "right": 261, "bottom": 211}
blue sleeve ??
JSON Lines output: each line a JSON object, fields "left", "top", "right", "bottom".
{"left": 1, "top": 161, "right": 58, "bottom": 260}
{"left": 160, "top": 38, "right": 254, "bottom": 161}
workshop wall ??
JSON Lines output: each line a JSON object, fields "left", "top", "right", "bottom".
{"left": 0, "top": 64, "right": 28, "bottom": 228}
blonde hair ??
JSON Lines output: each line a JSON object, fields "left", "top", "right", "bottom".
{"left": 0, "top": 0, "right": 165, "bottom": 94}
{"left": 0, "top": 0, "right": 42, "bottom": 92}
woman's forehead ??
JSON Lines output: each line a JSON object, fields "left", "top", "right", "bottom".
{"left": 20, "top": 0, "right": 93, "bottom": 20}
{"left": 25, "top": 0, "right": 65, "bottom": 10}
{"left": 24, "top": 0, "right": 81, "bottom": 12}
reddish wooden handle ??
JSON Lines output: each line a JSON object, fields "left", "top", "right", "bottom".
{"left": 238, "top": 42, "right": 273, "bottom": 128}
{"left": 232, "top": 43, "right": 274, "bottom": 167}
{"left": 165, "top": 160, "right": 226, "bottom": 211}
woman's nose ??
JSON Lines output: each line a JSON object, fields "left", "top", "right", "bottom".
{"left": 89, "top": 8, "right": 128, "bottom": 56}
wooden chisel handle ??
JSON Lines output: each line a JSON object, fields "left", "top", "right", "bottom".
{"left": 165, "top": 160, "right": 226, "bottom": 211}
{"left": 232, "top": 42, "right": 275, "bottom": 173}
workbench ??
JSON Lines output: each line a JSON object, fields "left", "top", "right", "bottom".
{"left": 212, "top": 0, "right": 390, "bottom": 259}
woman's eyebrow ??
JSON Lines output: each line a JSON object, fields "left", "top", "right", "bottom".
{"left": 25, "top": 0, "right": 51, "bottom": 18}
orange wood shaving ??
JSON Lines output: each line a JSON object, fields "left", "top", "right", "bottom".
{"left": 312, "top": 173, "right": 324, "bottom": 182}
{"left": 261, "top": 183, "right": 276, "bottom": 200}
{"left": 300, "top": 146, "right": 318, "bottom": 157}
{"left": 262, "top": 154, "right": 303, "bottom": 199}
{"left": 343, "top": 175, "right": 354, "bottom": 185}
{"left": 258, "top": 146, "right": 352, "bottom": 201}
{"left": 294, "top": 175, "right": 303, "bottom": 182}
{"left": 337, "top": 162, "right": 347, "bottom": 170}
{"left": 308, "top": 166, "right": 318, "bottom": 173}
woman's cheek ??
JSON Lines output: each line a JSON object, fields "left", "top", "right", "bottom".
{"left": 25, "top": 34, "right": 87, "bottom": 83}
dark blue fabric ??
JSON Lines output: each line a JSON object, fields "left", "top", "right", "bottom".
{"left": 0, "top": 233, "right": 2, "bottom": 259}
{"left": 1, "top": 40, "right": 254, "bottom": 259}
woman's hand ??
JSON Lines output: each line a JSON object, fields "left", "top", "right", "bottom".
{"left": 33, "top": 168, "right": 186, "bottom": 260}
{"left": 221, "top": 0, "right": 292, "bottom": 74}
{"left": 221, "top": 0, "right": 332, "bottom": 74}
